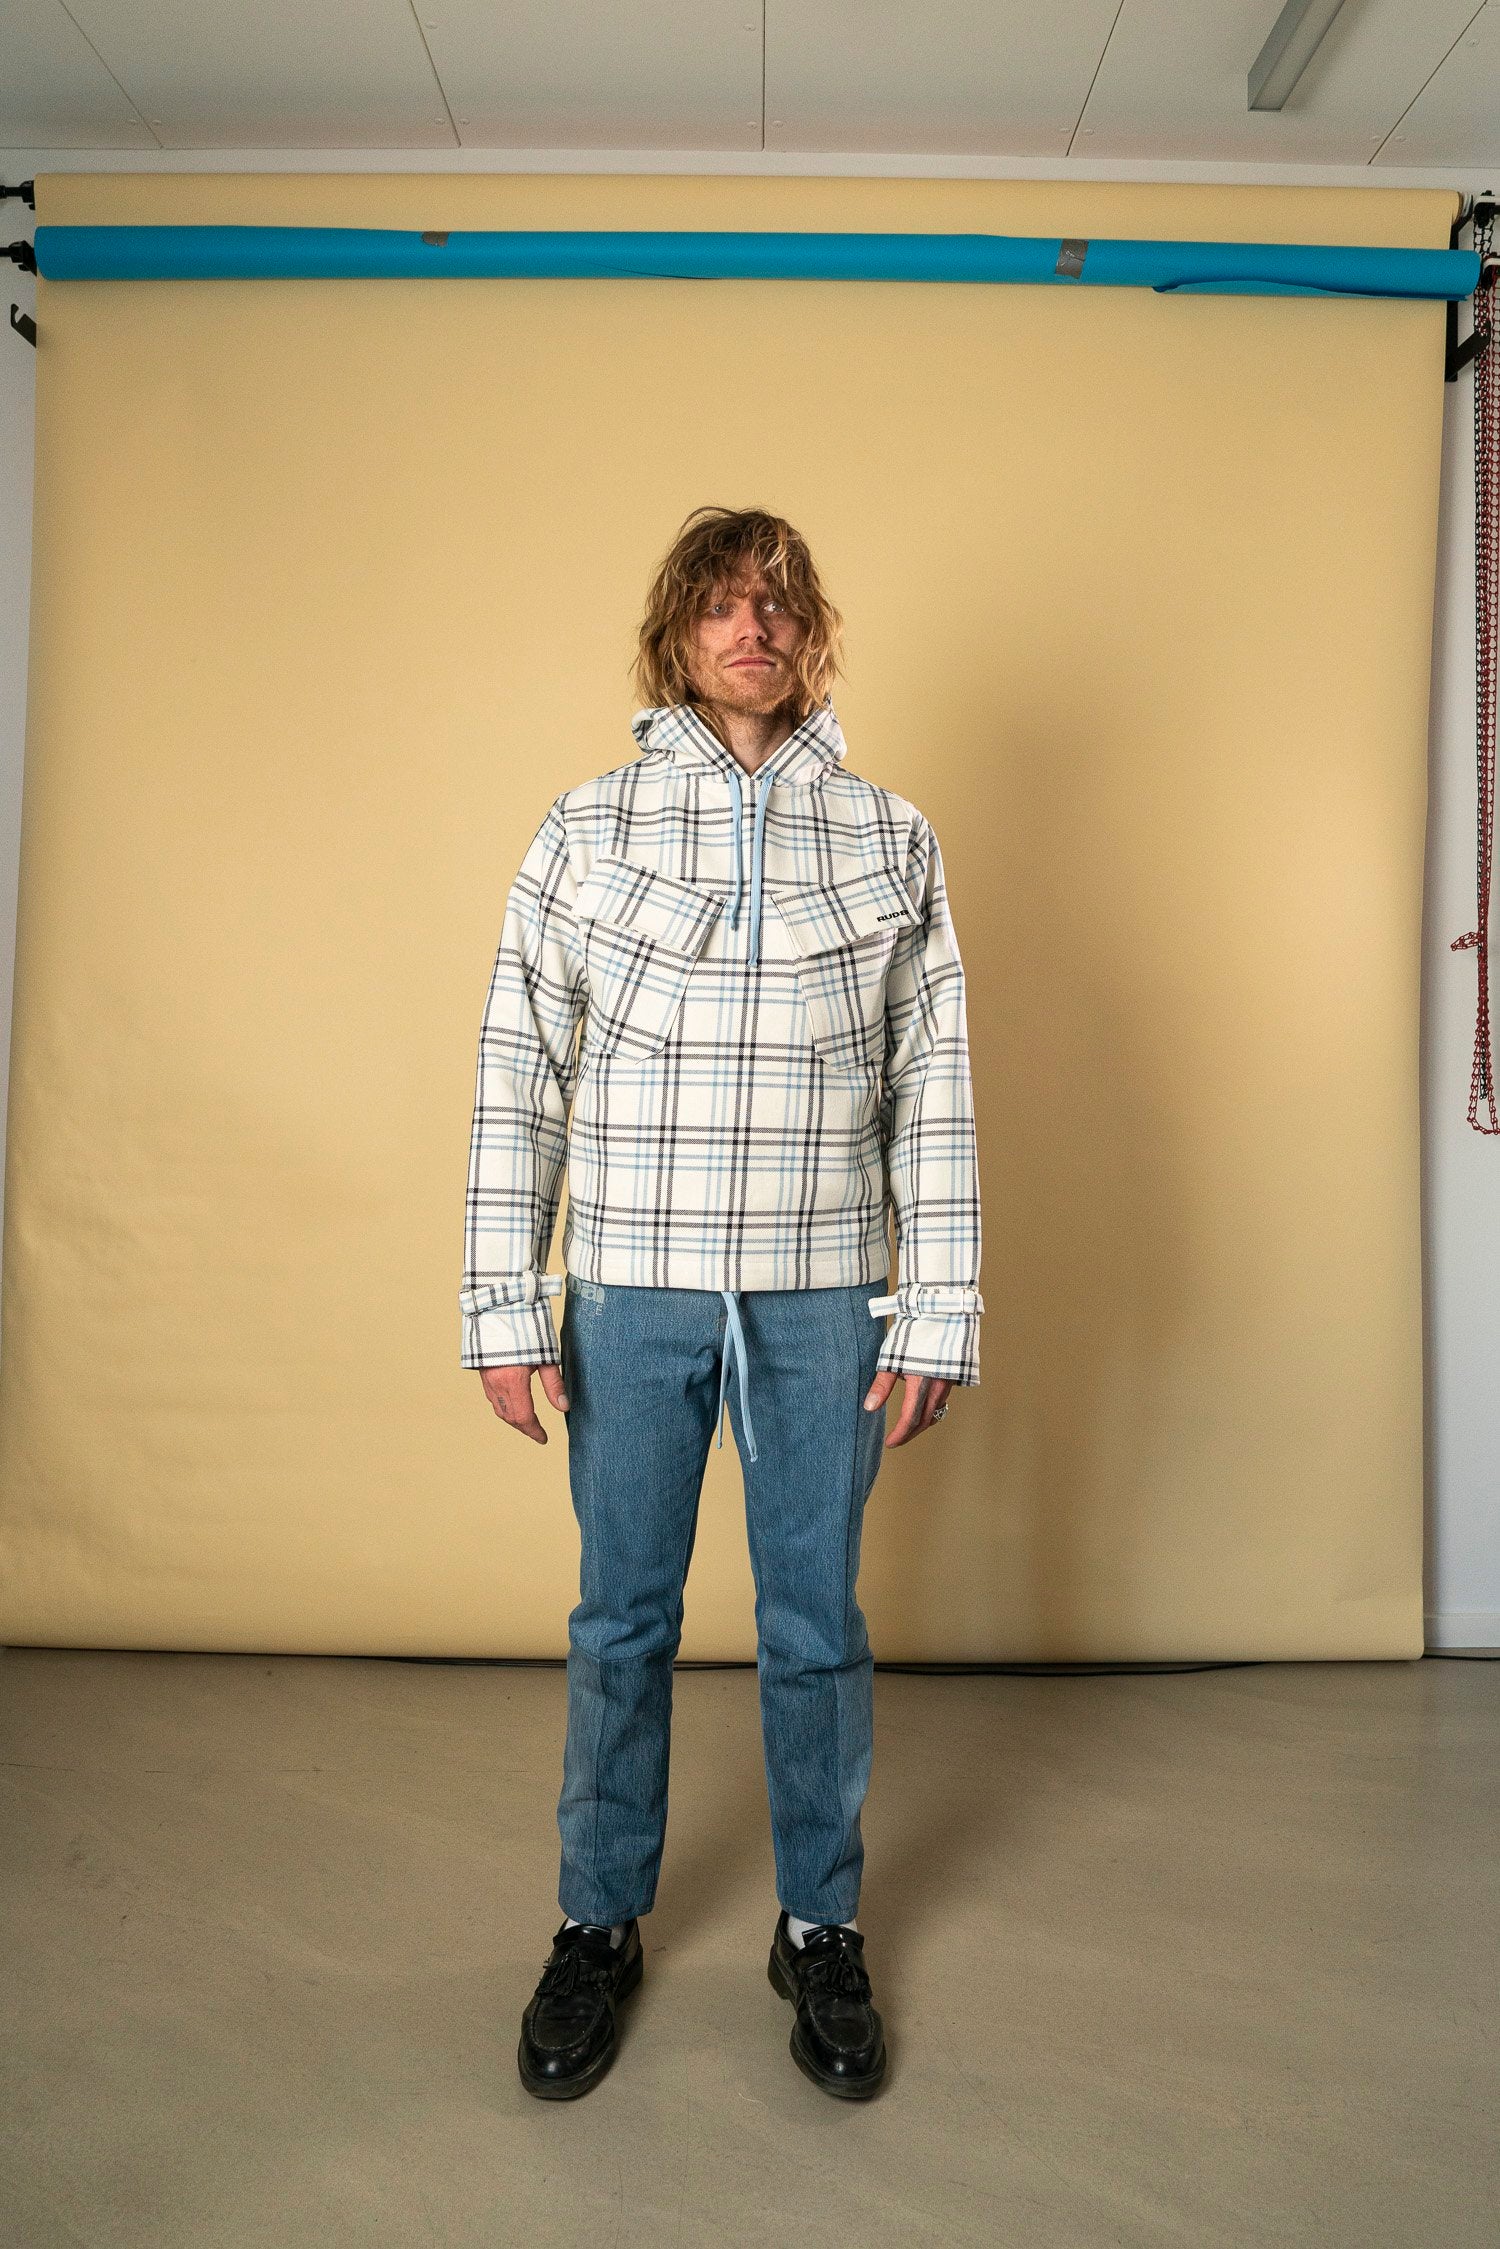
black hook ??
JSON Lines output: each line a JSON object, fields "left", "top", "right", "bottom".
{"left": 4, "top": 233, "right": 35, "bottom": 346}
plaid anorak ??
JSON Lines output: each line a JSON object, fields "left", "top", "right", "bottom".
{"left": 460, "top": 698, "right": 984, "bottom": 1385}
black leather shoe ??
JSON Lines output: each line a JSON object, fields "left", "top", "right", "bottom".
{"left": 517, "top": 1918, "right": 643, "bottom": 2100}
{"left": 768, "top": 1910, "right": 887, "bottom": 2099}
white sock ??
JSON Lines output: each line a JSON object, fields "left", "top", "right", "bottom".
{"left": 787, "top": 1914, "right": 858, "bottom": 1947}
{"left": 565, "top": 1915, "right": 627, "bottom": 1947}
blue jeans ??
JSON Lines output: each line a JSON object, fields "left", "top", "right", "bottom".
{"left": 555, "top": 1276, "right": 891, "bottom": 1927}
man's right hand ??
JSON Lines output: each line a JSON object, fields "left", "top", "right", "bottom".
{"left": 477, "top": 1363, "right": 571, "bottom": 1444}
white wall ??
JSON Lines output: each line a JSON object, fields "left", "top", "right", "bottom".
{"left": 1, "top": 146, "right": 1495, "bottom": 1647}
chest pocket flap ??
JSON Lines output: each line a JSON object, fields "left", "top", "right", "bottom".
{"left": 574, "top": 853, "right": 724, "bottom": 956}
{"left": 766, "top": 865, "right": 923, "bottom": 1074}
{"left": 766, "top": 863, "right": 923, "bottom": 959}
{"left": 573, "top": 853, "right": 723, "bottom": 1059}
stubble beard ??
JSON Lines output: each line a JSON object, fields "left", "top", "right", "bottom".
{"left": 692, "top": 652, "right": 800, "bottom": 727}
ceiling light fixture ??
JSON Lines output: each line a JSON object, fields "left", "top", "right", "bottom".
{"left": 1248, "top": 0, "right": 1350, "bottom": 111}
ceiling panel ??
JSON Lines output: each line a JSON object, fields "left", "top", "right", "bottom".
{"left": 43, "top": 0, "right": 458, "bottom": 149}
{"left": 2, "top": 0, "right": 158, "bottom": 148}
{"left": 422, "top": 0, "right": 762, "bottom": 150}
{"left": 1077, "top": 0, "right": 1483, "bottom": 166}
{"left": 765, "top": 0, "right": 1121, "bottom": 157}
{"left": 1372, "top": 0, "right": 1500, "bottom": 168}
{"left": 2, "top": 0, "right": 1497, "bottom": 164}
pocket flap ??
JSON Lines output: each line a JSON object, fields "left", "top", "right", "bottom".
{"left": 766, "top": 864, "right": 923, "bottom": 960}
{"left": 574, "top": 853, "right": 723, "bottom": 958}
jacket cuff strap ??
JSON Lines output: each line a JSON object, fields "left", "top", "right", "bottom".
{"left": 868, "top": 1283, "right": 984, "bottom": 1388}
{"left": 460, "top": 1273, "right": 564, "bottom": 1370}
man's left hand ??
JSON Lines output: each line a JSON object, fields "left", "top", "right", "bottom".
{"left": 861, "top": 1369, "right": 953, "bottom": 1446}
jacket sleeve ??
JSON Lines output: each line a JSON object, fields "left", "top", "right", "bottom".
{"left": 871, "top": 815, "right": 985, "bottom": 1386}
{"left": 459, "top": 797, "right": 586, "bottom": 1370}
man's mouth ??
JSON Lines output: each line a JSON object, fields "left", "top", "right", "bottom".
{"left": 728, "top": 658, "right": 773, "bottom": 669}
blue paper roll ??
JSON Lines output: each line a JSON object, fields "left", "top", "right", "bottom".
{"left": 32, "top": 225, "right": 1481, "bottom": 302}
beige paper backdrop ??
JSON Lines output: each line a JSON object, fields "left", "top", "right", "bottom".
{"left": 0, "top": 170, "right": 1448, "bottom": 1658}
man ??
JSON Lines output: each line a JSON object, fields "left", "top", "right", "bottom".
{"left": 460, "top": 504, "right": 983, "bottom": 2102}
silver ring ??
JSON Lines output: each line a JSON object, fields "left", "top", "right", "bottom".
{"left": 932, "top": 1402, "right": 949, "bottom": 1420}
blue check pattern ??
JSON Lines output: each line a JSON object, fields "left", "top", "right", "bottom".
{"left": 460, "top": 698, "right": 984, "bottom": 1383}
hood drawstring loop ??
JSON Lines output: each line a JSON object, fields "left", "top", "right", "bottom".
{"left": 747, "top": 770, "right": 772, "bottom": 966}
{"left": 638, "top": 707, "right": 810, "bottom": 1461}
{"left": 714, "top": 764, "right": 775, "bottom": 1458}
{"left": 726, "top": 775, "right": 744, "bottom": 932}
{"left": 616, "top": 700, "right": 853, "bottom": 1466}
{"left": 724, "top": 766, "right": 774, "bottom": 966}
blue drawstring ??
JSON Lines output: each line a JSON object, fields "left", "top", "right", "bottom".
{"left": 724, "top": 767, "right": 773, "bottom": 966}
{"left": 726, "top": 777, "right": 743, "bottom": 932}
{"left": 747, "top": 773, "right": 771, "bottom": 965}
{"left": 714, "top": 763, "right": 774, "bottom": 1460}
{"left": 716, "top": 1287, "right": 758, "bottom": 1461}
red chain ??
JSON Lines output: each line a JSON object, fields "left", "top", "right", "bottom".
{"left": 1451, "top": 213, "right": 1500, "bottom": 1133}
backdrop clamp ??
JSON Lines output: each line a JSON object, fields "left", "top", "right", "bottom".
{"left": 1447, "top": 194, "right": 1496, "bottom": 383}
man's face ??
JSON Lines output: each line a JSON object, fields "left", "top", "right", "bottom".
{"left": 686, "top": 568, "right": 805, "bottom": 716}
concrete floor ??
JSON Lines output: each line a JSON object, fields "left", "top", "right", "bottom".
{"left": 1, "top": 1650, "right": 1495, "bottom": 2249}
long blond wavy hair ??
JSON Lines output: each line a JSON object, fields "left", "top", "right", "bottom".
{"left": 631, "top": 505, "right": 845, "bottom": 719}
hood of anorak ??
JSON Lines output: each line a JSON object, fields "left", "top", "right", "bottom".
{"left": 627, "top": 698, "right": 848, "bottom": 967}
{"left": 629, "top": 697, "right": 848, "bottom": 790}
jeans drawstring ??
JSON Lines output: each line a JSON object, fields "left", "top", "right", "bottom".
{"left": 716, "top": 1287, "right": 758, "bottom": 1461}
